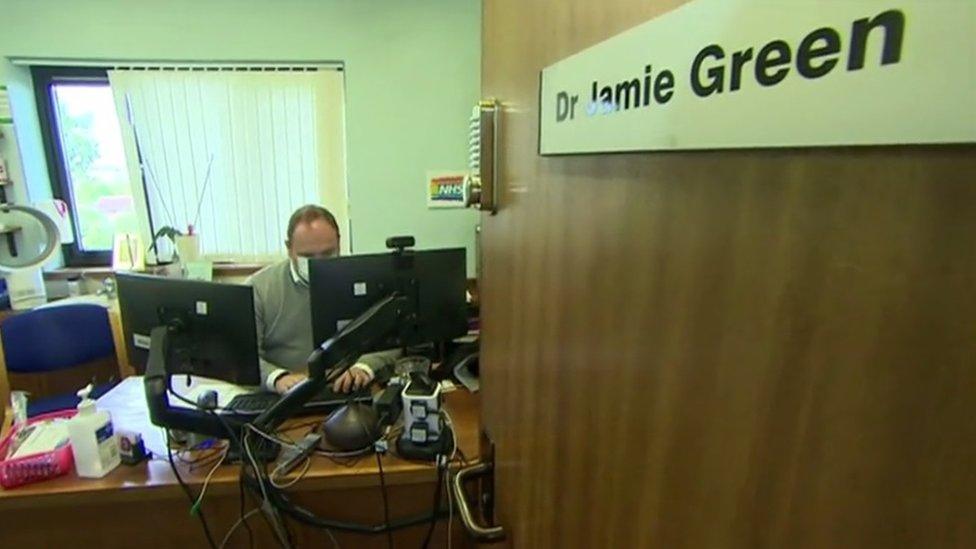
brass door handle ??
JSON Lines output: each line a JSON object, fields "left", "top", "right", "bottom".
{"left": 451, "top": 462, "right": 506, "bottom": 541}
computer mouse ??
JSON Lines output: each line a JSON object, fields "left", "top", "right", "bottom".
{"left": 321, "top": 403, "right": 380, "bottom": 452}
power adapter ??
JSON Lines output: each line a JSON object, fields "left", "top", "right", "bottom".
{"left": 373, "top": 384, "right": 403, "bottom": 426}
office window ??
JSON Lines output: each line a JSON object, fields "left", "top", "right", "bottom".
{"left": 33, "top": 67, "right": 140, "bottom": 265}
{"left": 34, "top": 65, "right": 348, "bottom": 266}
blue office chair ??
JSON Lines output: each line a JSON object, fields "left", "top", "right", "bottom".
{"left": 0, "top": 304, "right": 118, "bottom": 418}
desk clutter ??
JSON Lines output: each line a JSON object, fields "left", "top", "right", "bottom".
{"left": 0, "top": 375, "right": 481, "bottom": 548}
{"left": 158, "top": 374, "right": 463, "bottom": 548}
{"left": 1, "top": 371, "right": 463, "bottom": 488}
{"left": 0, "top": 383, "right": 123, "bottom": 488}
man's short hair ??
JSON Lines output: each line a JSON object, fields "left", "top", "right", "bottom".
{"left": 286, "top": 204, "right": 340, "bottom": 245}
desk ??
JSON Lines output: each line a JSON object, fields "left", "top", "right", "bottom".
{"left": 0, "top": 378, "right": 480, "bottom": 548}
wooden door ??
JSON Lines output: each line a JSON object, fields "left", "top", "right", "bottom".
{"left": 478, "top": 1, "right": 976, "bottom": 548}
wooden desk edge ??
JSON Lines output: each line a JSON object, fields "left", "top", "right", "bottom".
{"left": 0, "top": 463, "right": 471, "bottom": 511}
{"left": 0, "top": 390, "right": 482, "bottom": 511}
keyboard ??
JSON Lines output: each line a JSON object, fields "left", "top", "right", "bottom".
{"left": 225, "top": 385, "right": 372, "bottom": 416}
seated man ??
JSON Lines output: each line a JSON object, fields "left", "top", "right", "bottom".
{"left": 248, "top": 204, "right": 398, "bottom": 394}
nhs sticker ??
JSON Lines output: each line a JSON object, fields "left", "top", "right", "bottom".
{"left": 426, "top": 172, "right": 467, "bottom": 208}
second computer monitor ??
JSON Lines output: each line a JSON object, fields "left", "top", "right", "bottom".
{"left": 116, "top": 273, "right": 262, "bottom": 386}
{"left": 309, "top": 248, "right": 467, "bottom": 352}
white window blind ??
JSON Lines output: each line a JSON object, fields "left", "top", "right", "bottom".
{"left": 108, "top": 67, "right": 348, "bottom": 262}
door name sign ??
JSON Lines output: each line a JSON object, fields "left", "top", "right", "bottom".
{"left": 539, "top": 0, "right": 976, "bottom": 154}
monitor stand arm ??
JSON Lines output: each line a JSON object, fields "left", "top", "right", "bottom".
{"left": 144, "top": 325, "right": 246, "bottom": 439}
{"left": 252, "top": 293, "right": 410, "bottom": 433}
{"left": 144, "top": 293, "right": 410, "bottom": 439}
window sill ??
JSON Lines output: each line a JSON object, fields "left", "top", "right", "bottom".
{"left": 44, "top": 262, "right": 271, "bottom": 281}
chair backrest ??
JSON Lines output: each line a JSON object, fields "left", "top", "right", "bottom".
{"left": 0, "top": 304, "right": 115, "bottom": 374}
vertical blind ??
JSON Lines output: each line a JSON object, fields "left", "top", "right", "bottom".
{"left": 108, "top": 68, "right": 348, "bottom": 261}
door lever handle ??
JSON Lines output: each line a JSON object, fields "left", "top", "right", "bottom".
{"left": 451, "top": 462, "right": 506, "bottom": 541}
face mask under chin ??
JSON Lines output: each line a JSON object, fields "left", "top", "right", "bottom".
{"left": 294, "top": 250, "right": 339, "bottom": 284}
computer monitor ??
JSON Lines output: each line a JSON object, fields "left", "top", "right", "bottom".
{"left": 116, "top": 273, "right": 262, "bottom": 386}
{"left": 309, "top": 248, "right": 467, "bottom": 352}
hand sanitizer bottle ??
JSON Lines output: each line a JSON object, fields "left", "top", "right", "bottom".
{"left": 67, "top": 384, "right": 121, "bottom": 478}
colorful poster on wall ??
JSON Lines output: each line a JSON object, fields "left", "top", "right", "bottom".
{"left": 427, "top": 171, "right": 467, "bottom": 208}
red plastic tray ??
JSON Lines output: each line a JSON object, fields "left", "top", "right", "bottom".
{"left": 0, "top": 409, "right": 77, "bottom": 489}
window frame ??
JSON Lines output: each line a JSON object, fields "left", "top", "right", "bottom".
{"left": 32, "top": 65, "right": 151, "bottom": 267}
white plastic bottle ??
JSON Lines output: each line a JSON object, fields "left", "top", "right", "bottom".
{"left": 66, "top": 384, "right": 121, "bottom": 478}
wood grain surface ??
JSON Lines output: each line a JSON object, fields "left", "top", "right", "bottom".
{"left": 479, "top": 1, "right": 976, "bottom": 548}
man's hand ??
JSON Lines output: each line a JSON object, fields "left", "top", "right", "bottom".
{"left": 274, "top": 373, "right": 308, "bottom": 394}
{"left": 332, "top": 368, "right": 372, "bottom": 393}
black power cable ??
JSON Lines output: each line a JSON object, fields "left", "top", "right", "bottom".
{"left": 207, "top": 407, "right": 260, "bottom": 549}
{"left": 376, "top": 451, "right": 394, "bottom": 549}
{"left": 240, "top": 405, "right": 455, "bottom": 539}
{"left": 167, "top": 387, "right": 259, "bottom": 549}
{"left": 240, "top": 469, "right": 450, "bottom": 533}
{"left": 238, "top": 468, "right": 255, "bottom": 549}
{"left": 165, "top": 429, "right": 219, "bottom": 549}
{"left": 420, "top": 458, "right": 445, "bottom": 549}
{"left": 241, "top": 428, "right": 292, "bottom": 549}
{"left": 164, "top": 368, "right": 448, "bottom": 543}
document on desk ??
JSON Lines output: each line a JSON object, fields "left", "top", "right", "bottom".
{"left": 95, "top": 377, "right": 258, "bottom": 458}
{"left": 96, "top": 377, "right": 169, "bottom": 458}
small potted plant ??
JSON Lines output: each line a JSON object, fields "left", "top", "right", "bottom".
{"left": 148, "top": 225, "right": 183, "bottom": 264}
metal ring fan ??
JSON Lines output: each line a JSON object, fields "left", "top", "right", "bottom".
{"left": 0, "top": 204, "right": 61, "bottom": 309}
